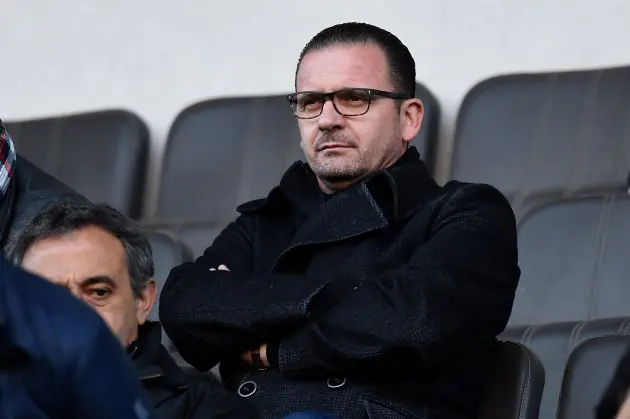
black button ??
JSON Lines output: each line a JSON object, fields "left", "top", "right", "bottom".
{"left": 326, "top": 376, "right": 346, "bottom": 389}
{"left": 237, "top": 380, "right": 257, "bottom": 397}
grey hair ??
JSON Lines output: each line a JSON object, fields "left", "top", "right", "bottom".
{"left": 10, "top": 201, "right": 154, "bottom": 298}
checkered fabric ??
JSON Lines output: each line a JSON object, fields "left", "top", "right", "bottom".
{"left": 0, "top": 119, "right": 16, "bottom": 198}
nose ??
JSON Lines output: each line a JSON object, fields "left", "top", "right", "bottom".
{"left": 317, "top": 100, "right": 345, "bottom": 131}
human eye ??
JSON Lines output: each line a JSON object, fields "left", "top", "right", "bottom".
{"left": 86, "top": 287, "right": 112, "bottom": 300}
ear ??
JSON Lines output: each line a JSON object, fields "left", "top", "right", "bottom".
{"left": 400, "top": 98, "right": 424, "bottom": 144}
{"left": 135, "top": 279, "right": 157, "bottom": 325}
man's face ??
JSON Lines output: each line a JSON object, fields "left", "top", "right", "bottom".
{"left": 21, "top": 225, "right": 155, "bottom": 347}
{"left": 617, "top": 394, "right": 630, "bottom": 419}
{"left": 295, "top": 43, "right": 423, "bottom": 193}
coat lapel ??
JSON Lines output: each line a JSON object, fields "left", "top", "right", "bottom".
{"left": 262, "top": 147, "right": 439, "bottom": 271}
{"left": 273, "top": 181, "right": 390, "bottom": 270}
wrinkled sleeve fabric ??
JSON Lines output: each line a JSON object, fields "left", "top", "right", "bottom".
{"left": 276, "top": 184, "right": 520, "bottom": 377}
{"left": 159, "top": 215, "right": 331, "bottom": 371}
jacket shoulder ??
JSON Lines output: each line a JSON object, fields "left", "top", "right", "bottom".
{"left": 14, "top": 156, "right": 85, "bottom": 199}
{"left": 438, "top": 181, "right": 512, "bottom": 211}
{"left": 3, "top": 156, "right": 89, "bottom": 256}
{"left": 427, "top": 181, "right": 517, "bottom": 236}
{"left": 236, "top": 184, "right": 291, "bottom": 216}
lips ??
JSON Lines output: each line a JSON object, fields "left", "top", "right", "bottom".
{"left": 318, "top": 144, "right": 352, "bottom": 151}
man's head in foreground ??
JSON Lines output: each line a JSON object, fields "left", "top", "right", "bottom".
{"left": 289, "top": 22, "right": 424, "bottom": 193}
{"left": 12, "top": 201, "right": 156, "bottom": 346}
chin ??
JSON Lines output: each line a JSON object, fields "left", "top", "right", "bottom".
{"left": 317, "top": 166, "right": 367, "bottom": 184}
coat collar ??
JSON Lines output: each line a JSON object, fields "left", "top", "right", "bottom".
{"left": 237, "top": 147, "right": 439, "bottom": 271}
{"left": 238, "top": 146, "right": 438, "bottom": 223}
{"left": 129, "top": 321, "right": 188, "bottom": 404}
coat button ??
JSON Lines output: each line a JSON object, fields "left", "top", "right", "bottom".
{"left": 326, "top": 376, "right": 346, "bottom": 389}
{"left": 237, "top": 380, "right": 257, "bottom": 397}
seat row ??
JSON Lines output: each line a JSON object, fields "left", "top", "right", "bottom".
{"left": 8, "top": 63, "right": 630, "bottom": 418}
{"left": 142, "top": 226, "right": 630, "bottom": 419}
{"left": 145, "top": 190, "right": 630, "bottom": 419}
{"left": 7, "top": 64, "right": 629, "bottom": 224}
{"left": 492, "top": 332, "right": 630, "bottom": 419}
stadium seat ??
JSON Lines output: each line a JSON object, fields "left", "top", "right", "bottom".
{"left": 413, "top": 81, "right": 441, "bottom": 174}
{"left": 558, "top": 335, "right": 630, "bottom": 419}
{"left": 479, "top": 341, "right": 544, "bottom": 419}
{"left": 150, "top": 83, "right": 439, "bottom": 255}
{"left": 5, "top": 110, "right": 150, "bottom": 218}
{"left": 511, "top": 194, "right": 630, "bottom": 327}
{"left": 502, "top": 317, "right": 630, "bottom": 419}
{"left": 144, "top": 228, "right": 193, "bottom": 321}
{"left": 143, "top": 228, "right": 193, "bottom": 358}
{"left": 450, "top": 65, "right": 630, "bottom": 220}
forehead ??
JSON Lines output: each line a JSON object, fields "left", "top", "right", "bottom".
{"left": 296, "top": 43, "right": 391, "bottom": 92}
{"left": 22, "top": 225, "right": 128, "bottom": 282}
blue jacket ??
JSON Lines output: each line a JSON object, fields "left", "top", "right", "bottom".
{"left": 0, "top": 258, "right": 154, "bottom": 418}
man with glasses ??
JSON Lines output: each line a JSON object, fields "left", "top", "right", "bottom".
{"left": 160, "top": 22, "right": 520, "bottom": 418}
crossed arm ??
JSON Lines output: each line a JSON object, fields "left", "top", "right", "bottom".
{"left": 159, "top": 184, "right": 520, "bottom": 376}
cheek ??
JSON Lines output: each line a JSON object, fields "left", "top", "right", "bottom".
{"left": 298, "top": 123, "right": 317, "bottom": 149}
{"left": 360, "top": 116, "right": 399, "bottom": 148}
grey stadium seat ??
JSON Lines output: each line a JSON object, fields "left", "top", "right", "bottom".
{"left": 143, "top": 228, "right": 193, "bottom": 360}
{"left": 151, "top": 95, "right": 303, "bottom": 255}
{"left": 5, "top": 110, "right": 149, "bottom": 218}
{"left": 450, "top": 65, "right": 630, "bottom": 220}
{"left": 150, "top": 83, "right": 439, "bottom": 256}
{"left": 144, "top": 229, "right": 193, "bottom": 322}
{"left": 413, "top": 81, "right": 441, "bottom": 174}
{"left": 558, "top": 335, "right": 630, "bottom": 419}
{"left": 479, "top": 341, "right": 544, "bottom": 419}
{"left": 502, "top": 317, "right": 630, "bottom": 419}
{"left": 511, "top": 194, "right": 630, "bottom": 327}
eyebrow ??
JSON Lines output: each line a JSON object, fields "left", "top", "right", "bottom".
{"left": 81, "top": 276, "right": 117, "bottom": 288}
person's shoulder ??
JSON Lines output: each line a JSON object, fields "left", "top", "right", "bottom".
{"left": 13, "top": 155, "right": 84, "bottom": 199}
{"left": 413, "top": 180, "right": 516, "bottom": 232}
{"left": 436, "top": 180, "right": 512, "bottom": 212}
{"left": 4, "top": 156, "right": 89, "bottom": 255}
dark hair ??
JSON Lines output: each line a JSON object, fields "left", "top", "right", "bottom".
{"left": 11, "top": 201, "right": 154, "bottom": 298}
{"left": 296, "top": 22, "right": 416, "bottom": 98}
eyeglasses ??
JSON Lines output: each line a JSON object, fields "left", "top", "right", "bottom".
{"left": 287, "top": 88, "right": 412, "bottom": 119}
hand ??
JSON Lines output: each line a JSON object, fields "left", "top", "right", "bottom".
{"left": 241, "top": 342, "right": 269, "bottom": 368}
{"left": 209, "top": 264, "right": 230, "bottom": 272}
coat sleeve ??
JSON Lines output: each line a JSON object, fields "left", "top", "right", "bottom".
{"left": 275, "top": 184, "right": 520, "bottom": 377}
{"left": 159, "top": 214, "right": 334, "bottom": 371}
{"left": 73, "top": 321, "right": 156, "bottom": 419}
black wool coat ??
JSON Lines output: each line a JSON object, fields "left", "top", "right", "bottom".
{"left": 160, "top": 147, "right": 520, "bottom": 419}
{"left": 131, "top": 322, "right": 258, "bottom": 419}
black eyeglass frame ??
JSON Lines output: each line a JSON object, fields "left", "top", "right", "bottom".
{"left": 286, "top": 88, "right": 412, "bottom": 119}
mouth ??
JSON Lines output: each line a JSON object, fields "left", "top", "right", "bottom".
{"left": 318, "top": 144, "right": 352, "bottom": 151}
